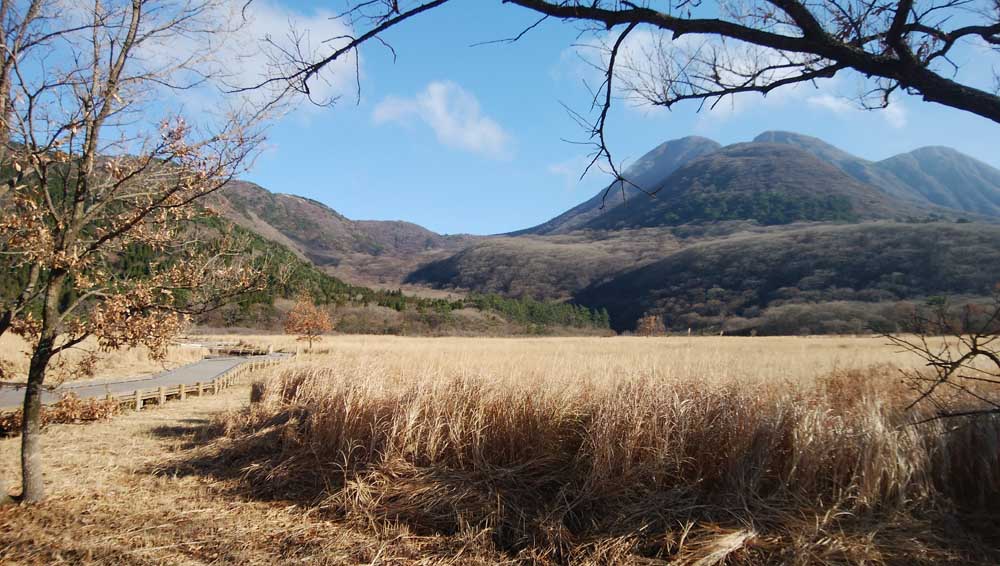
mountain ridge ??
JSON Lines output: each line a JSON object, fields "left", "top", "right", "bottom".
{"left": 210, "top": 130, "right": 1000, "bottom": 334}
{"left": 511, "top": 136, "right": 722, "bottom": 235}
{"left": 753, "top": 130, "right": 1000, "bottom": 216}
{"left": 211, "top": 181, "right": 478, "bottom": 285}
{"left": 514, "top": 130, "right": 1000, "bottom": 234}
{"left": 577, "top": 142, "right": 924, "bottom": 230}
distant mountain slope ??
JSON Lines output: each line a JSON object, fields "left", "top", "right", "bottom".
{"left": 877, "top": 147, "right": 1000, "bottom": 216}
{"left": 407, "top": 228, "right": 683, "bottom": 300}
{"left": 513, "top": 136, "right": 721, "bottom": 235}
{"left": 212, "top": 181, "right": 476, "bottom": 284}
{"left": 754, "top": 131, "right": 1000, "bottom": 216}
{"left": 520, "top": 131, "right": 998, "bottom": 236}
{"left": 582, "top": 143, "right": 923, "bottom": 230}
{"left": 574, "top": 222, "right": 1000, "bottom": 333}
{"left": 203, "top": 130, "right": 1000, "bottom": 337}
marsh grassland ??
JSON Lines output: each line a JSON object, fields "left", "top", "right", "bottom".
{"left": 2, "top": 336, "right": 999, "bottom": 564}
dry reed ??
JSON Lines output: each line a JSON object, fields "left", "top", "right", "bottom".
{"left": 206, "top": 337, "right": 1000, "bottom": 564}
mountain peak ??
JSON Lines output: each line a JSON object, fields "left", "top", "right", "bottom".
{"left": 753, "top": 131, "right": 823, "bottom": 143}
{"left": 622, "top": 135, "right": 721, "bottom": 187}
{"left": 752, "top": 131, "right": 857, "bottom": 159}
{"left": 511, "top": 135, "right": 721, "bottom": 235}
{"left": 581, "top": 141, "right": 916, "bottom": 230}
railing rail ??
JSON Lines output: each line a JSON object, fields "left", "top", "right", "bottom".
{"left": 107, "top": 357, "right": 284, "bottom": 412}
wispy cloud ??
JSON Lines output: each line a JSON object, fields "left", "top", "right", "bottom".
{"left": 881, "top": 102, "right": 908, "bottom": 128}
{"left": 807, "top": 92, "right": 908, "bottom": 128}
{"left": 373, "top": 81, "right": 513, "bottom": 159}
{"left": 138, "top": 0, "right": 359, "bottom": 116}
{"left": 806, "top": 93, "right": 855, "bottom": 114}
{"left": 547, "top": 155, "right": 601, "bottom": 191}
{"left": 223, "top": 0, "right": 360, "bottom": 106}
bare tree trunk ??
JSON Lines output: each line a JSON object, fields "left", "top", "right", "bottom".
{"left": 20, "top": 269, "right": 63, "bottom": 503}
{"left": 0, "top": 66, "right": 10, "bottom": 147}
{"left": 20, "top": 336, "right": 53, "bottom": 503}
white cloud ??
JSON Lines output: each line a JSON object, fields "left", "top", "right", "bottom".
{"left": 373, "top": 81, "right": 513, "bottom": 159}
{"left": 562, "top": 28, "right": 819, "bottom": 121}
{"left": 560, "top": 29, "right": 683, "bottom": 115}
{"left": 138, "top": 0, "right": 359, "bottom": 116}
{"left": 806, "top": 92, "right": 906, "bottom": 128}
{"left": 882, "top": 102, "right": 908, "bottom": 128}
{"left": 225, "top": 1, "right": 359, "bottom": 105}
{"left": 806, "top": 93, "right": 855, "bottom": 114}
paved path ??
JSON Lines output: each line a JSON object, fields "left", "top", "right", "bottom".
{"left": 0, "top": 354, "right": 288, "bottom": 410}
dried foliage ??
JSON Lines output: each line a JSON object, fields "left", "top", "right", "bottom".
{"left": 635, "top": 313, "right": 666, "bottom": 336}
{"left": 283, "top": 296, "right": 333, "bottom": 349}
{"left": 1, "top": 336, "right": 996, "bottom": 564}
{"left": 0, "top": 383, "right": 498, "bottom": 564}
{"left": 0, "top": 393, "right": 120, "bottom": 436}
{"left": 202, "top": 344, "right": 1000, "bottom": 564}
{"left": 0, "top": 0, "right": 273, "bottom": 501}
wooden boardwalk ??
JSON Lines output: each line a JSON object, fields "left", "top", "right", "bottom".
{"left": 0, "top": 353, "right": 289, "bottom": 410}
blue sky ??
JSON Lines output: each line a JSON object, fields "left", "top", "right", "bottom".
{"left": 240, "top": 1, "right": 1000, "bottom": 235}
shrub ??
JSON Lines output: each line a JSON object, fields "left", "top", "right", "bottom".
{"left": 0, "top": 393, "right": 121, "bottom": 436}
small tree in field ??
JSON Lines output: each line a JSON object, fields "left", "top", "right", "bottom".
{"left": 0, "top": 0, "right": 270, "bottom": 503}
{"left": 284, "top": 297, "right": 333, "bottom": 350}
{"left": 636, "top": 314, "right": 666, "bottom": 337}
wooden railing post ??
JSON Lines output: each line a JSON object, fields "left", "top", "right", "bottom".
{"left": 134, "top": 390, "right": 142, "bottom": 411}
{"left": 158, "top": 386, "right": 166, "bottom": 405}
{"left": 178, "top": 384, "right": 186, "bottom": 400}
{"left": 195, "top": 382, "right": 202, "bottom": 397}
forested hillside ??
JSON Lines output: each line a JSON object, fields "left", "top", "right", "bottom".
{"left": 211, "top": 181, "right": 476, "bottom": 284}
{"left": 580, "top": 143, "right": 926, "bottom": 230}
{"left": 404, "top": 132, "right": 1000, "bottom": 334}
{"left": 66, "top": 130, "right": 997, "bottom": 337}
{"left": 574, "top": 222, "right": 1000, "bottom": 334}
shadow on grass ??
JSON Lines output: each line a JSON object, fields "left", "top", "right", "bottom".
{"left": 146, "top": 412, "right": 329, "bottom": 502}
{"left": 140, "top": 414, "right": 1000, "bottom": 565}
{"left": 148, "top": 417, "right": 227, "bottom": 450}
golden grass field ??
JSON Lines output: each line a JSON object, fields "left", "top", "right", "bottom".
{"left": 2, "top": 335, "right": 999, "bottom": 564}
{"left": 195, "top": 333, "right": 938, "bottom": 380}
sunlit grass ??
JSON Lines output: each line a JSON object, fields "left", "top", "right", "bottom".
{"left": 213, "top": 335, "right": 1000, "bottom": 563}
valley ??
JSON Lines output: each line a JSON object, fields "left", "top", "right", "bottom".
{"left": 3, "top": 3, "right": 999, "bottom": 563}
{"left": 219, "top": 130, "right": 1000, "bottom": 335}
